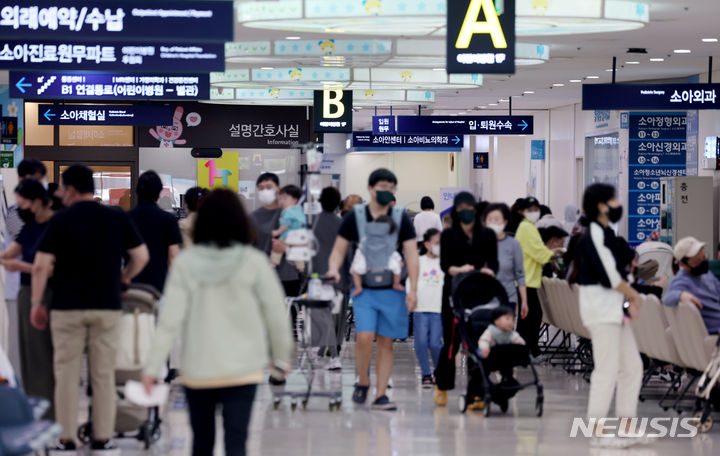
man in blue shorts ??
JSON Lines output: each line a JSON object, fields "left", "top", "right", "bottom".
{"left": 327, "top": 168, "right": 418, "bottom": 411}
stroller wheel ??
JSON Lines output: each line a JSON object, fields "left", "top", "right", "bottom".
{"left": 536, "top": 396, "right": 544, "bottom": 417}
{"left": 77, "top": 422, "right": 93, "bottom": 444}
{"left": 142, "top": 422, "right": 153, "bottom": 450}
{"left": 458, "top": 395, "right": 467, "bottom": 414}
{"left": 291, "top": 400, "right": 298, "bottom": 411}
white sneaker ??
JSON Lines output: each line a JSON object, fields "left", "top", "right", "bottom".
{"left": 326, "top": 357, "right": 342, "bottom": 371}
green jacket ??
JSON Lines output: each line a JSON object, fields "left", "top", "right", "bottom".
{"left": 144, "top": 244, "right": 293, "bottom": 382}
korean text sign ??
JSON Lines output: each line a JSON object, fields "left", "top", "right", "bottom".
{"left": 583, "top": 84, "right": 720, "bottom": 110}
{"left": 10, "top": 71, "right": 209, "bottom": 100}
{"left": 628, "top": 113, "right": 687, "bottom": 245}
{"left": 0, "top": 1, "right": 233, "bottom": 43}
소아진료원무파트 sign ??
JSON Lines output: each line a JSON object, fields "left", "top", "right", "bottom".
{"left": 10, "top": 71, "right": 209, "bottom": 100}
{"left": 0, "top": 40, "right": 224, "bottom": 72}
{"left": 446, "top": 0, "right": 515, "bottom": 74}
{"left": 628, "top": 113, "right": 687, "bottom": 245}
{"left": 0, "top": 1, "right": 233, "bottom": 43}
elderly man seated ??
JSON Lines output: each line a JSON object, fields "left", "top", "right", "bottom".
{"left": 663, "top": 237, "right": 720, "bottom": 335}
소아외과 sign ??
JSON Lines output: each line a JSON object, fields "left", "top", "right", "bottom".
{"left": 583, "top": 84, "right": 720, "bottom": 110}
{"left": 446, "top": 0, "right": 515, "bottom": 74}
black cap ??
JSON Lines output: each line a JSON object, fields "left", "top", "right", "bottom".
{"left": 524, "top": 197, "right": 540, "bottom": 210}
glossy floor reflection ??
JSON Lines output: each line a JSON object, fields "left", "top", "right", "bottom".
{"left": 105, "top": 341, "right": 717, "bottom": 456}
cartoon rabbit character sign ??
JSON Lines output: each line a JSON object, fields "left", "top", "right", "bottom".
{"left": 149, "top": 106, "right": 187, "bottom": 148}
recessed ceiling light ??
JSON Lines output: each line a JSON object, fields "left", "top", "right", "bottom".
{"left": 673, "top": 49, "right": 691, "bottom": 54}
{"left": 285, "top": 36, "right": 301, "bottom": 40}
{"left": 488, "top": 103, "right": 498, "bottom": 106}
{"left": 553, "top": 83, "right": 565, "bottom": 87}
{"left": 523, "top": 90, "right": 535, "bottom": 94}
{"left": 569, "top": 79, "right": 582, "bottom": 83}
{"left": 261, "top": 67, "right": 274, "bottom": 70}
{"left": 432, "top": 68, "right": 445, "bottom": 71}
{"left": 702, "top": 38, "right": 718, "bottom": 43}
{"left": 586, "top": 75, "right": 599, "bottom": 79}
{"left": 605, "top": 68, "right": 615, "bottom": 72}
{"left": 649, "top": 58, "right": 664, "bottom": 62}
{"left": 625, "top": 61, "right": 640, "bottom": 64}
{"left": 499, "top": 98, "right": 509, "bottom": 102}
{"left": 479, "top": 106, "right": 488, "bottom": 109}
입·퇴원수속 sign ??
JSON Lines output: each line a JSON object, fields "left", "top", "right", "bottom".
{"left": 446, "top": 0, "right": 515, "bottom": 74}
{"left": 396, "top": 115, "right": 532, "bottom": 135}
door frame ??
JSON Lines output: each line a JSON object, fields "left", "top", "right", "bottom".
{"left": 53, "top": 160, "right": 138, "bottom": 207}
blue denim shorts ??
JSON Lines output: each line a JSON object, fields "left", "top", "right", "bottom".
{"left": 353, "top": 288, "right": 409, "bottom": 339}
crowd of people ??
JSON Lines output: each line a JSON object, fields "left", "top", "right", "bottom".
{"left": 1, "top": 161, "right": 719, "bottom": 454}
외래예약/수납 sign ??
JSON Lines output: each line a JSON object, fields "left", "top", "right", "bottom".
{"left": 0, "top": 1, "right": 233, "bottom": 43}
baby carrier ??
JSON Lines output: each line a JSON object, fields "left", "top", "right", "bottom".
{"left": 353, "top": 204, "right": 403, "bottom": 289}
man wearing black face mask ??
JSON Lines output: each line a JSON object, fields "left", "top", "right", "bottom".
{"left": 1, "top": 159, "right": 46, "bottom": 381}
{"left": 664, "top": 237, "right": 720, "bottom": 335}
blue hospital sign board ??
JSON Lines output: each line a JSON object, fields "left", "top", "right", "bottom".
{"left": 10, "top": 71, "right": 209, "bottom": 100}
{"left": 628, "top": 113, "right": 687, "bottom": 245}
{"left": 396, "top": 115, "right": 532, "bottom": 135}
{"left": 0, "top": 40, "right": 224, "bottom": 72}
{"left": 583, "top": 84, "right": 720, "bottom": 110}
{"left": 372, "top": 116, "right": 396, "bottom": 135}
{"left": 0, "top": 1, "right": 233, "bottom": 43}
{"left": 352, "top": 132, "right": 463, "bottom": 149}
{"left": 446, "top": 0, "right": 515, "bottom": 74}
{"left": 38, "top": 104, "right": 173, "bottom": 125}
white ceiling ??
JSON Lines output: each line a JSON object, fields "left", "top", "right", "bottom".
{"left": 232, "top": 0, "right": 720, "bottom": 128}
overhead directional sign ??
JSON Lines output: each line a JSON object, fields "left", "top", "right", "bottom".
{"left": 352, "top": 132, "right": 464, "bottom": 149}
{"left": 0, "top": 40, "right": 224, "bottom": 72}
{"left": 10, "top": 71, "right": 209, "bottom": 100}
{"left": 0, "top": 1, "right": 233, "bottom": 43}
{"left": 372, "top": 115, "right": 396, "bottom": 135}
{"left": 583, "top": 83, "right": 720, "bottom": 110}
{"left": 314, "top": 89, "right": 353, "bottom": 133}
{"left": 447, "top": 0, "right": 516, "bottom": 74}
{"left": 396, "top": 115, "right": 533, "bottom": 135}
{"left": 38, "top": 104, "right": 173, "bottom": 125}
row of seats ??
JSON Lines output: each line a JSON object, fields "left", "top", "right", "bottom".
{"left": 539, "top": 277, "right": 719, "bottom": 414}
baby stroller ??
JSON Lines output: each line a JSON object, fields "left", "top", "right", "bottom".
{"left": 693, "top": 336, "right": 720, "bottom": 433}
{"left": 78, "top": 284, "right": 163, "bottom": 449}
{"left": 451, "top": 271, "right": 544, "bottom": 417}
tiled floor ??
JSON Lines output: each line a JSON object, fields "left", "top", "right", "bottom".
{"left": 93, "top": 341, "right": 719, "bottom": 455}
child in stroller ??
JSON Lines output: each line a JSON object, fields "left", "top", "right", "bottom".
{"left": 478, "top": 306, "right": 526, "bottom": 412}
{"left": 452, "top": 272, "right": 544, "bottom": 416}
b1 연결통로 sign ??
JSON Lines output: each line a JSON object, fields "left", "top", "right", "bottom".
{"left": 0, "top": 1, "right": 233, "bottom": 43}
{"left": 10, "top": 71, "right": 209, "bottom": 100}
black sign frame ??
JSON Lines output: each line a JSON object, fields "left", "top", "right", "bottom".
{"left": 313, "top": 89, "right": 353, "bottom": 133}
{"left": 447, "top": 0, "right": 516, "bottom": 74}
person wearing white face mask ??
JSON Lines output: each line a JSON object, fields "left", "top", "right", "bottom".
{"left": 515, "top": 197, "right": 563, "bottom": 357}
{"left": 410, "top": 228, "right": 444, "bottom": 388}
{"left": 250, "top": 172, "right": 301, "bottom": 387}
{"left": 483, "top": 203, "right": 528, "bottom": 322}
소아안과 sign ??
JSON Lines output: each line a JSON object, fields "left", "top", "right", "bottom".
{"left": 447, "top": 0, "right": 515, "bottom": 74}
{"left": 0, "top": 1, "right": 233, "bottom": 43}
{"left": 10, "top": 71, "right": 209, "bottom": 100}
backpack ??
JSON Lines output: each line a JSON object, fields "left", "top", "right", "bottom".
{"left": 354, "top": 204, "right": 404, "bottom": 289}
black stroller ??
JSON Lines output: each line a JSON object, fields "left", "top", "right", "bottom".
{"left": 451, "top": 271, "right": 544, "bottom": 417}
